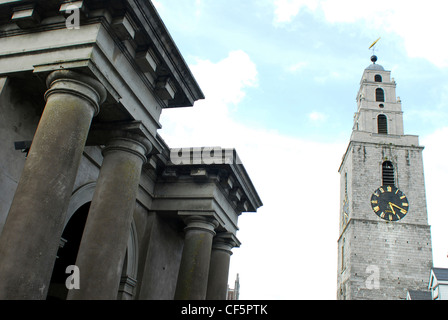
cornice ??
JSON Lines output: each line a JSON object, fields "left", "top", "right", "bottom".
{"left": 157, "top": 147, "right": 263, "bottom": 215}
{"left": 0, "top": 0, "right": 204, "bottom": 109}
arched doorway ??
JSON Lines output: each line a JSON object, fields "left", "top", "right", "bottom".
{"left": 47, "top": 202, "right": 90, "bottom": 300}
{"left": 46, "top": 182, "right": 139, "bottom": 300}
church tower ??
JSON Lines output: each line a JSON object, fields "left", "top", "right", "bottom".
{"left": 337, "top": 56, "right": 433, "bottom": 300}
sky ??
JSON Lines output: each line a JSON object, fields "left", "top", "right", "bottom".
{"left": 151, "top": 0, "right": 448, "bottom": 299}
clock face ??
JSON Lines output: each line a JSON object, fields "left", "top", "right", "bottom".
{"left": 370, "top": 185, "right": 409, "bottom": 221}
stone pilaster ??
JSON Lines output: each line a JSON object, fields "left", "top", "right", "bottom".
{"left": 0, "top": 70, "right": 106, "bottom": 300}
{"left": 67, "top": 132, "right": 151, "bottom": 300}
{"left": 206, "top": 233, "right": 239, "bottom": 300}
{"left": 174, "top": 215, "right": 219, "bottom": 300}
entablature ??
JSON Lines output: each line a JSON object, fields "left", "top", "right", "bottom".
{"left": 0, "top": 0, "right": 204, "bottom": 138}
{"left": 151, "top": 147, "right": 263, "bottom": 235}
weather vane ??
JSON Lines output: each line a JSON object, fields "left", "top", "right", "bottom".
{"left": 369, "top": 37, "right": 381, "bottom": 56}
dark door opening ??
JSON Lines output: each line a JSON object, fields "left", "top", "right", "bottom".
{"left": 46, "top": 202, "right": 90, "bottom": 300}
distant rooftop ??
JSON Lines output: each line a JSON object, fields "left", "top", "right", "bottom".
{"left": 432, "top": 267, "right": 448, "bottom": 281}
{"left": 407, "top": 290, "right": 432, "bottom": 300}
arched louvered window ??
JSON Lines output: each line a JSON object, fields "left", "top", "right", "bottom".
{"left": 382, "top": 161, "right": 395, "bottom": 186}
{"left": 377, "top": 114, "right": 388, "bottom": 134}
{"left": 376, "top": 88, "right": 385, "bottom": 102}
{"left": 375, "top": 74, "right": 382, "bottom": 82}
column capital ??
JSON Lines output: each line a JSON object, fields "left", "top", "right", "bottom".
{"left": 183, "top": 215, "right": 219, "bottom": 236}
{"left": 88, "top": 121, "right": 154, "bottom": 163}
{"left": 44, "top": 70, "right": 107, "bottom": 116}
{"left": 102, "top": 133, "right": 152, "bottom": 163}
{"left": 212, "top": 233, "right": 241, "bottom": 255}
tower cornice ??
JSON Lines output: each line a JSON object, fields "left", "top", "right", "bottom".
{"left": 338, "top": 134, "right": 423, "bottom": 173}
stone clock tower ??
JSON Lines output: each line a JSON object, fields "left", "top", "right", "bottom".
{"left": 337, "top": 56, "right": 433, "bottom": 300}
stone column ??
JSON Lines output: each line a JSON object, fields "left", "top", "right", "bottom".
{"left": 67, "top": 133, "right": 151, "bottom": 300}
{"left": 0, "top": 70, "right": 106, "bottom": 300}
{"left": 206, "top": 233, "right": 239, "bottom": 300}
{"left": 174, "top": 215, "right": 219, "bottom": 300}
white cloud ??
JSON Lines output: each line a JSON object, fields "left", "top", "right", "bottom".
{"left": 194, "top": 0, "right": 202, "bottom": 16}
{"left": 159, "top": 50, "right": 258, "bottom": 148}
{"left": 227, "top": 134, "right": 343, "bottom": 299}
{"left": 319, "top": 0, "right": 391, "bottom": 25}
{"left": 192, "top": 50, "right": 258, "bottom": 107}
{"left": 287, "top": 61, "right": 308, "bottom": 73}
{"left": 421, "top": 128, "right": 448, "bottom": 268}
{"left": 151, "top": 0, "right": 162, "bottom": 10}
{"left": 308, "top": 111, "right": 327, "bottom": 122}
{"left": 273, "top": 0, "right": 448, "bottom": 67}
{"left": 159, "top": 50, "right": 345, "bottom": 299}
{"left": 273, "top": 0, "right": 318, "bottom": 23}
{"left": 313, "top": 71, "right": 344, "bottom": 84}
{"left": 321, "top": 0, "right": 448, "bottom": 67}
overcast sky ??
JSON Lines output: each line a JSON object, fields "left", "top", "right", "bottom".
{"left": 152, "top": 0, "right": 448, "bottom": 299}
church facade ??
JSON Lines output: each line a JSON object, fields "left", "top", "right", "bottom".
{"left": 0, "top": 0, "right": 262, "bottom": 300}
{"left": 337, "top": 56, "right": 433, "bottom": 300}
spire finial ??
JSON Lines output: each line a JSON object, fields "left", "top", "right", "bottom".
{"left": 369, "top": 37, "right": 381, "bottom": 63}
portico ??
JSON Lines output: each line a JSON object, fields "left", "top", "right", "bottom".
{"left": 0, "top": 0, "right": 262, "bottom": 300}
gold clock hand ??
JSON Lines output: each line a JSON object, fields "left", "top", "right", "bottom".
{"left": 390, "top": 203, "right": 403, "bottom": 210}
{"left": 390, "top": 202, "right": 407, "bottom": 214}
{"left": 388, "top": 202, "right": 396, "bottom": 215}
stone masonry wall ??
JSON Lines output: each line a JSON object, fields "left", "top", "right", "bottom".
{"left": 337, "top": 136, "right": 433, "bottom": 300}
